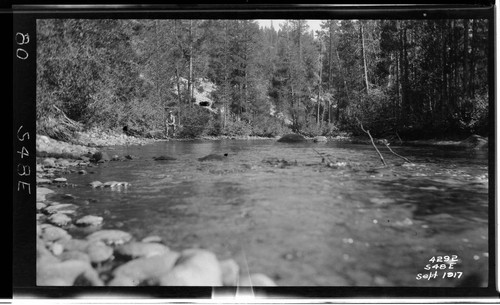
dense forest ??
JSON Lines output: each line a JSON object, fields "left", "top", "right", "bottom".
{"left": 36, "top": 19, "right": 490, "bottom": 140}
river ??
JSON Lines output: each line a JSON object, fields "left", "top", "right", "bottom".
{"left": 52, "top": 139, "right": 489, "bottom": 287}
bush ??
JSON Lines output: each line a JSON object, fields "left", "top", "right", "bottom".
{"left": 251, "top": 116, "right": 290, "bottom": 137}
{"left": 299, "top": 122, "right": 340, "bottom": 137}
{"left": 177, "top": 105, "right": 211, "bottom": 138}
{"left": 221, "top": 117, "right": 252, "bottom": 137}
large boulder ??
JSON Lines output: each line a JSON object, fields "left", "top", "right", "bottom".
{"left": 86, "top": 230, "right": 133, "bottom": 246}
{"left": 108, "top": 252, "right": 180, "bottom": 286}
{"left": 37, "top": 187, "right": 55, "bottom": 202}
{"left": 92, "top": 151, "right": 110, "bottom": 162}
{"left": 461, "top": 134, "right": 488, "bottom": 149}
{"left": 37, "top": 259, "right": 103, "bottom": 286}
{"left": 198, "top": 154, "right": 228, "bottom": 162}
{"left": 277, "top": 133, "right": 307, "bottom": 143}
{"left": 158, "top": 249, "right": 223, "bottom": 286}
{"left": 115, "top": 242, "right": 169, "bottom": 259}
{"left": 76, "top": 215, "right": 103, "bottom": 227}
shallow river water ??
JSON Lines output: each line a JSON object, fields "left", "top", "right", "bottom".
{"left": 56, "top": 139, "right": 490, "bottom": 287}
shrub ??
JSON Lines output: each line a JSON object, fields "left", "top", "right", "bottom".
{"left": 177, "top": 105, "right": 211, "bottom": 138}
{"left": 251, "top": 116, "right": 290, "bottom": 137}
{"left": 299, "top": 122, "right": 340, "bottom": 137}
{"left": 221, "top": 118, "right": 252, "bottom": 137}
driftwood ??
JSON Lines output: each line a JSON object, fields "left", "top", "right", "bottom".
{"left": 311, "top": 148, "right": 334, "bottom": 164}
{"left": 38, "top": 105, "right": 83, "bottom": 142}
{"left": 383, "top": 142, "right": 411, "bottom": 163}
{"left": 357, "top": 118, "right": 386, "bottom": 166}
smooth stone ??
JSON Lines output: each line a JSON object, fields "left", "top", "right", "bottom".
{"left": 59, "top": 250, "right": 91, "bottom": 263}
{"left": 42, "top": 158, "right": 56, "bottom": 168}
{"left": 92, "top": 151, "right": 110, "bottom": 162}
{"left": 239, "top": 273, "right": 277, "bottom": 286}
{"left": 102, "top": 181, "right": 130, "bottom": 188}
{"left": 50, "top": 242, "right": 64, "bottom": 256}
{"left": 103, "top": 181, "right": 120, "bottom": 188}
{"left": 37, "top": 202, "right": 47, "bottom": 211}
{"left": 37, "top": 187, "right": 55, "bottom": 202}
{"left": 37, "top": 178, "right": 52, "bottom": 185}
{"left": 89, "top": 181, "right": 103, "bottom": 188}
{"left": 48, "top": 213, "right": 72, "bottom": 227}
{"left": 198, "top": 154, "right": 228, "bottom": 162}
{"left": 313, "top": 136, "right": 328, "bottom": 142}
{"left": 37, "top": 259, "right": 103, "bottom": 286}
{"left": 219, "top": 259, "right": 240, "bottom": 286}
{"left": 153, "top": 155, "right": 176, "bottom": 161}
{"left": 85, "top": 242, "right": 114, "bottom": 263}
{"left": 41, "top": 226, "right": 71, "bottom": 243}
{"left": 76, "top": 215, "right": 103, "bottom": 227}
{"left": 158, "top": 249, "right": 223, "bottom": 286}
{"left": 277, "top": 133, "right": 307, "bottom": 143}
{"left": 141, "top": 236, "right": 163, "bottom": 243}
{"left": 115, "top": 242, "right": 169, "bottom": 259}
{"left": 78, "top": 170, "right": 87, "bottom": 175}
{"left": 45, "top": 204, "right": 78, "bottom": 214}
{"left": 53, "top": 177, "right": 68, "bottom": 183}
{"left": 108, "top": 252, "right": 180, "bottom": 286}
{"left": 60, "top": 239, "right": 91, "bottom": 252}
{"left": 111, "top": 155, "right": 121, "bottom": 161}
{"left": 57, "top": 159, "right": 70, "bottom": 167}
{"left": 37, "top": 237, "right": 59, "bottom": 264}
{"left": 86, "top": 230, "right": 133, "bottom": 246}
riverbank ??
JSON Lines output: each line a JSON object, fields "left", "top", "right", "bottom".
{"left": 35, "top": 135, "right": 277, "bottom": 286}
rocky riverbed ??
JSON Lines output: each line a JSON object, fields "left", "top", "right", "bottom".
{"left": 36, "top": 134, "right": 276, "bottom": 286}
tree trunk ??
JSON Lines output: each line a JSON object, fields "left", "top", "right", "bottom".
{"left": 188, "top": 20, "right": 194, "bottom": 103}
{"left": 154, "top": 20, "right": 166, "bottom": 133}
{"left": 327, "top": 22, "right": 333, "bottom": 124}
{"left": 470, "top": 19, "right": 477, "bottom": 98}
{"left": 317, "top": 43, "right": 323, "bottom": 126}
{"left": 360, "top": 21, "right": 370, "bottom": 94}
{"left": 463, "top": 19, "right": 470, "bottom": 98}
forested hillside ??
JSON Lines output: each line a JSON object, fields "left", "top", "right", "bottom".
{"left": 37, "top": 19, "right": 490, "bottom": 140}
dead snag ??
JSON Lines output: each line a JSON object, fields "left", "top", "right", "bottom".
{"left": 357, "top": 118, "right": 386, "bottom": 166}
{"left": 383, "top": 142, "right": 411, "bottom": 163}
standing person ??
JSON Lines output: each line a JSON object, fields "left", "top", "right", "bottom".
{"left": 166, "top": 110, "right": 176, "bottom": 136}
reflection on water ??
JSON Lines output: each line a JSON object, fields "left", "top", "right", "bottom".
{"left": 61, "top": 140, "right": 489, "bottom": 287}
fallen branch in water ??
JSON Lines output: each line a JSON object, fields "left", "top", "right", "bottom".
{"left": 311, "top": 148, "right": 334, "bottom": 164}
{"left": 357, "top": 118, "right": 386, "bottom": 166}
{"left": 383, "top": 142, "right": 412, "bottom": 163}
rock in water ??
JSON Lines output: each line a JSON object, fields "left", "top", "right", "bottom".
{"left": 158, "top": 249, "right": 223, "bottom": 286}
{"left": 89, "top": 181, "right": 103, "bottom": 188}
{"left": 85, "top": 242, "right": 114, "bottom": 263}
{"left": 115, "top": 242, "right": 169, "bottom": 259}
{"left": 37, "top": 187, "right": 55, "bottom": 202}
{"left": 41, "top": 225, "right": 71, "bottom": 243}
{"left": 277, "top": 133, "right": 307, "bottom": 143}
{"left": 108, "top": 252, "right": 180, "bottom": 286}
{"left": 76, "top": 215, "right": 103, "bottom": 227}
{"left": 37, "top": 259, "right": 103, "bottom": 286}
{"left": 92, "top": 151, "right": 110, "bottom": 162}
{"left": 198, "top": 153, "right": 228, "bottom": 162}
{"left": 48, "top": 213, "right": 72, "bottom": 227}
{"left": 153, "top": 155, "right": 176, "bottom": 161}
{"left": 219, "top": 259, "right": 240, "bottom": 286}
{"left": 461, "top": 135, "right": 488, "bottom": 149}
{"left": 86, "top": 230, "right": 133, "bottom": 246}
